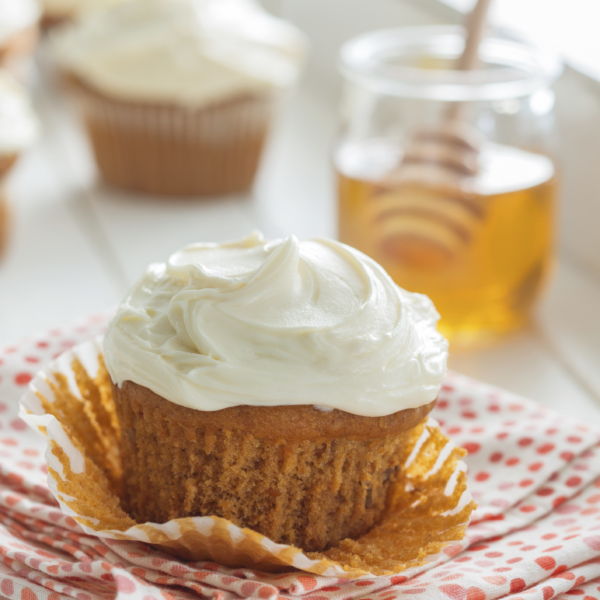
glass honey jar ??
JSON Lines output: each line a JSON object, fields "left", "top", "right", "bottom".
{"left": 336, "top": 26, "right": 562, "bottom": 347}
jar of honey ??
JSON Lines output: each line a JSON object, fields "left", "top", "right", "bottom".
{"left": 336, "top": 26, "right": 562, "bottom": 347}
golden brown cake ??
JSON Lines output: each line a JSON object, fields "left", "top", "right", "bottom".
{"left": 104, "top": 233, "right": 449, "bottom": 551}
{"left": 113, "top": 380, "right": 435, "bottom": 551}
{"left": 53, "top": 0, "right": 306, "bottom": 197}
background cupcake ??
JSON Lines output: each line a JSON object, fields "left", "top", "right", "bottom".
{"left": 53, "top": 0, "right": 307, "bottom": 197}
{"left": 0, "top": 70, "right": 38, "bottom": 256}
{"left": 104, "top": 232, "right": 448, "bottom": 551}
{"left": 0, "top": 0, "right": 40, "bottom": 75}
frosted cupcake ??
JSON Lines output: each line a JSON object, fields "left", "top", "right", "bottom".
{"left": 53, "top": 0, "right": 306, "bottom": 196}
{"left": 0, "top": 0, "right": 40, "bottom": 73}
{"left": 104, "top": 232, "right": 448, "bottom": 551}
{"left": 40, "top": 0, "right": 126, "bottom": 29}
{"left": 0, "top": 70, "right": 38, "bottom": 255}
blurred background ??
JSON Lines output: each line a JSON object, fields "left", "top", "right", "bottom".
{"left": 1, "top": 0, "right": 599, "bottom": 421}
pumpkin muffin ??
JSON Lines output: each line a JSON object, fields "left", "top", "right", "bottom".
{"left": 52, "top": 0, "right": 306, "bottom": 196}
{"left": 0, "top": 70, "right": 38, "bottom": 255}
{"left": 104, "top": 232, "right": 448, "bottom": 551}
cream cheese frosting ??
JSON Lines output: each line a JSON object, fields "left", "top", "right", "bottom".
{"left": 0, "top": 0, "right": 40, "bottom": 44}
{"left": 104, "top": 232, "right": 448, "bottom": 417}
{"left": 53, "top": 0, "right": 307, "bottom": 107}
{"left": 0, "top": 71, "right": 39, "bottom": 154}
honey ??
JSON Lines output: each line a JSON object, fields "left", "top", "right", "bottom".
{"left": 337, "top": 139, "right": 557, "bottom": 346}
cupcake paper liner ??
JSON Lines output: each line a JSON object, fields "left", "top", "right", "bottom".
{"left": 0, "top": 191, "right": 10, "bottom": 257}
{"left": 65, "top": 75, "right": 277, "bottom": 196}
{"left": 41, "top": 12, "right": 71, "bottom": 31}
{"left": 0, "top": 153, "right": 19, "bottom": 257}
{"left": 0, "top": 152, "right": 18, "bottom": 180}
{"left": 0, "top": 25, "right": 39, "bottom": 75}
{"left": 19, "top": 337, "right": 476, "bottom": 579}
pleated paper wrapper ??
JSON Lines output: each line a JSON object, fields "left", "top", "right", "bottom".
{"left": 64, "top": 73, "right": 277, "bottom": 197}
{"left": 19, "top": 337, "right": 476, "bottom": 579}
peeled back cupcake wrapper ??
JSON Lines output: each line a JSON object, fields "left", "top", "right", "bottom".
{"left": 19, "top": 337, "right": 476, "bottom": 579}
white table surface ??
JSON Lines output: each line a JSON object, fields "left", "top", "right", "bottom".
{"left": 2, "top": 46, "right": 600, "bottom": 425}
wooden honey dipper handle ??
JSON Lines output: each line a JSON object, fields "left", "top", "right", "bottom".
{"left": 373, "top": 0, "right": 494, "bottom": 270}
{"left": 458, "top": 0, "right": 493, "bottom": 71}
{"left": 448, "top": 0, "right": 494, "bottom": 122}
{"left": 392, "top": 0, "right": 494, "bottom": 184}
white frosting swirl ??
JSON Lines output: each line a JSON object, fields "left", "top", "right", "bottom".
{"left": 104, "top": 232, "right": 448, "bottom": 417}
{"left": 0, "top": 71, "right": 39, "bottom": 154}
{"left": 0, "top": 0, "right": 40, "bottom": 44}
{"left": 53, "top": 0, "right": 306, "bottom": 107}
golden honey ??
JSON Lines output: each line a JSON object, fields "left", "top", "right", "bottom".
{"left": 337, "top": 139, "right": 557, "bottom": 346}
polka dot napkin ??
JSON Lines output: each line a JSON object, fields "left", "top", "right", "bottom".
{"left": 1, "top": 313, "right": 600, "bottom": 600}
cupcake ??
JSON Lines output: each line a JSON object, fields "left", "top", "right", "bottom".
{"left": 53, "top": 0, "right": 306, "bottom": 196}
{"left": 40, "top": 0, "right": 126, "bottom": 29}
{"left": 0, "top": 70, "right": 38, "bottom": 255}
{"left": 104, "top": 232, "right": 448, "bottom": 552}
{"left": 0, "top": 0, "right": 40, "bottom": 73}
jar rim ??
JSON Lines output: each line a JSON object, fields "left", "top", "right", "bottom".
{"left": 339, "top": 25, "right": 562, "bottom": 101}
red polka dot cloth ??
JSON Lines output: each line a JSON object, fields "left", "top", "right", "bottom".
{"left": 1, "top": 313, "right": 600, "bottom": 600}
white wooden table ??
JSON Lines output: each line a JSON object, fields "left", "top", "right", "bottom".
{"left": 1, "top": 40, "right": 600, "bottom": 425}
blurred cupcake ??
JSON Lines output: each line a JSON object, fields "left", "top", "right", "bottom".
{"left": 0, "top": 0, "right": 40, "bottom": 73}
{"left": 53, "top": 0, "right": 306, "bottom": 196}
{"left": 104, "top": 232, "right": 449, "bottom": 551}
{"left": 0, "top": 70, "right": 38, "bottom": 255}
{"left": 40, "top": 0, "right": 126, "bottom": 29}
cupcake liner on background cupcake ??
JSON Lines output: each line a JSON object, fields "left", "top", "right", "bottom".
{"left": 52, "top": 0, "right": 307, "bottom": 197}
{"left": 0, "top": 0, "right": 40, "bottom": 76}
{"left": 0, "top": 69, "right": 39, "bottom": 256}
{"left": 19, "top": 336, "right": 475, "bottom": 578}
{"left": 66, "top": 75, "right": 276, "bottom": 196}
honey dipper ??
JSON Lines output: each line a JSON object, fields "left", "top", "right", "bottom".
{"left": 371, "top": 0, "right": 493, "bottom": 270}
